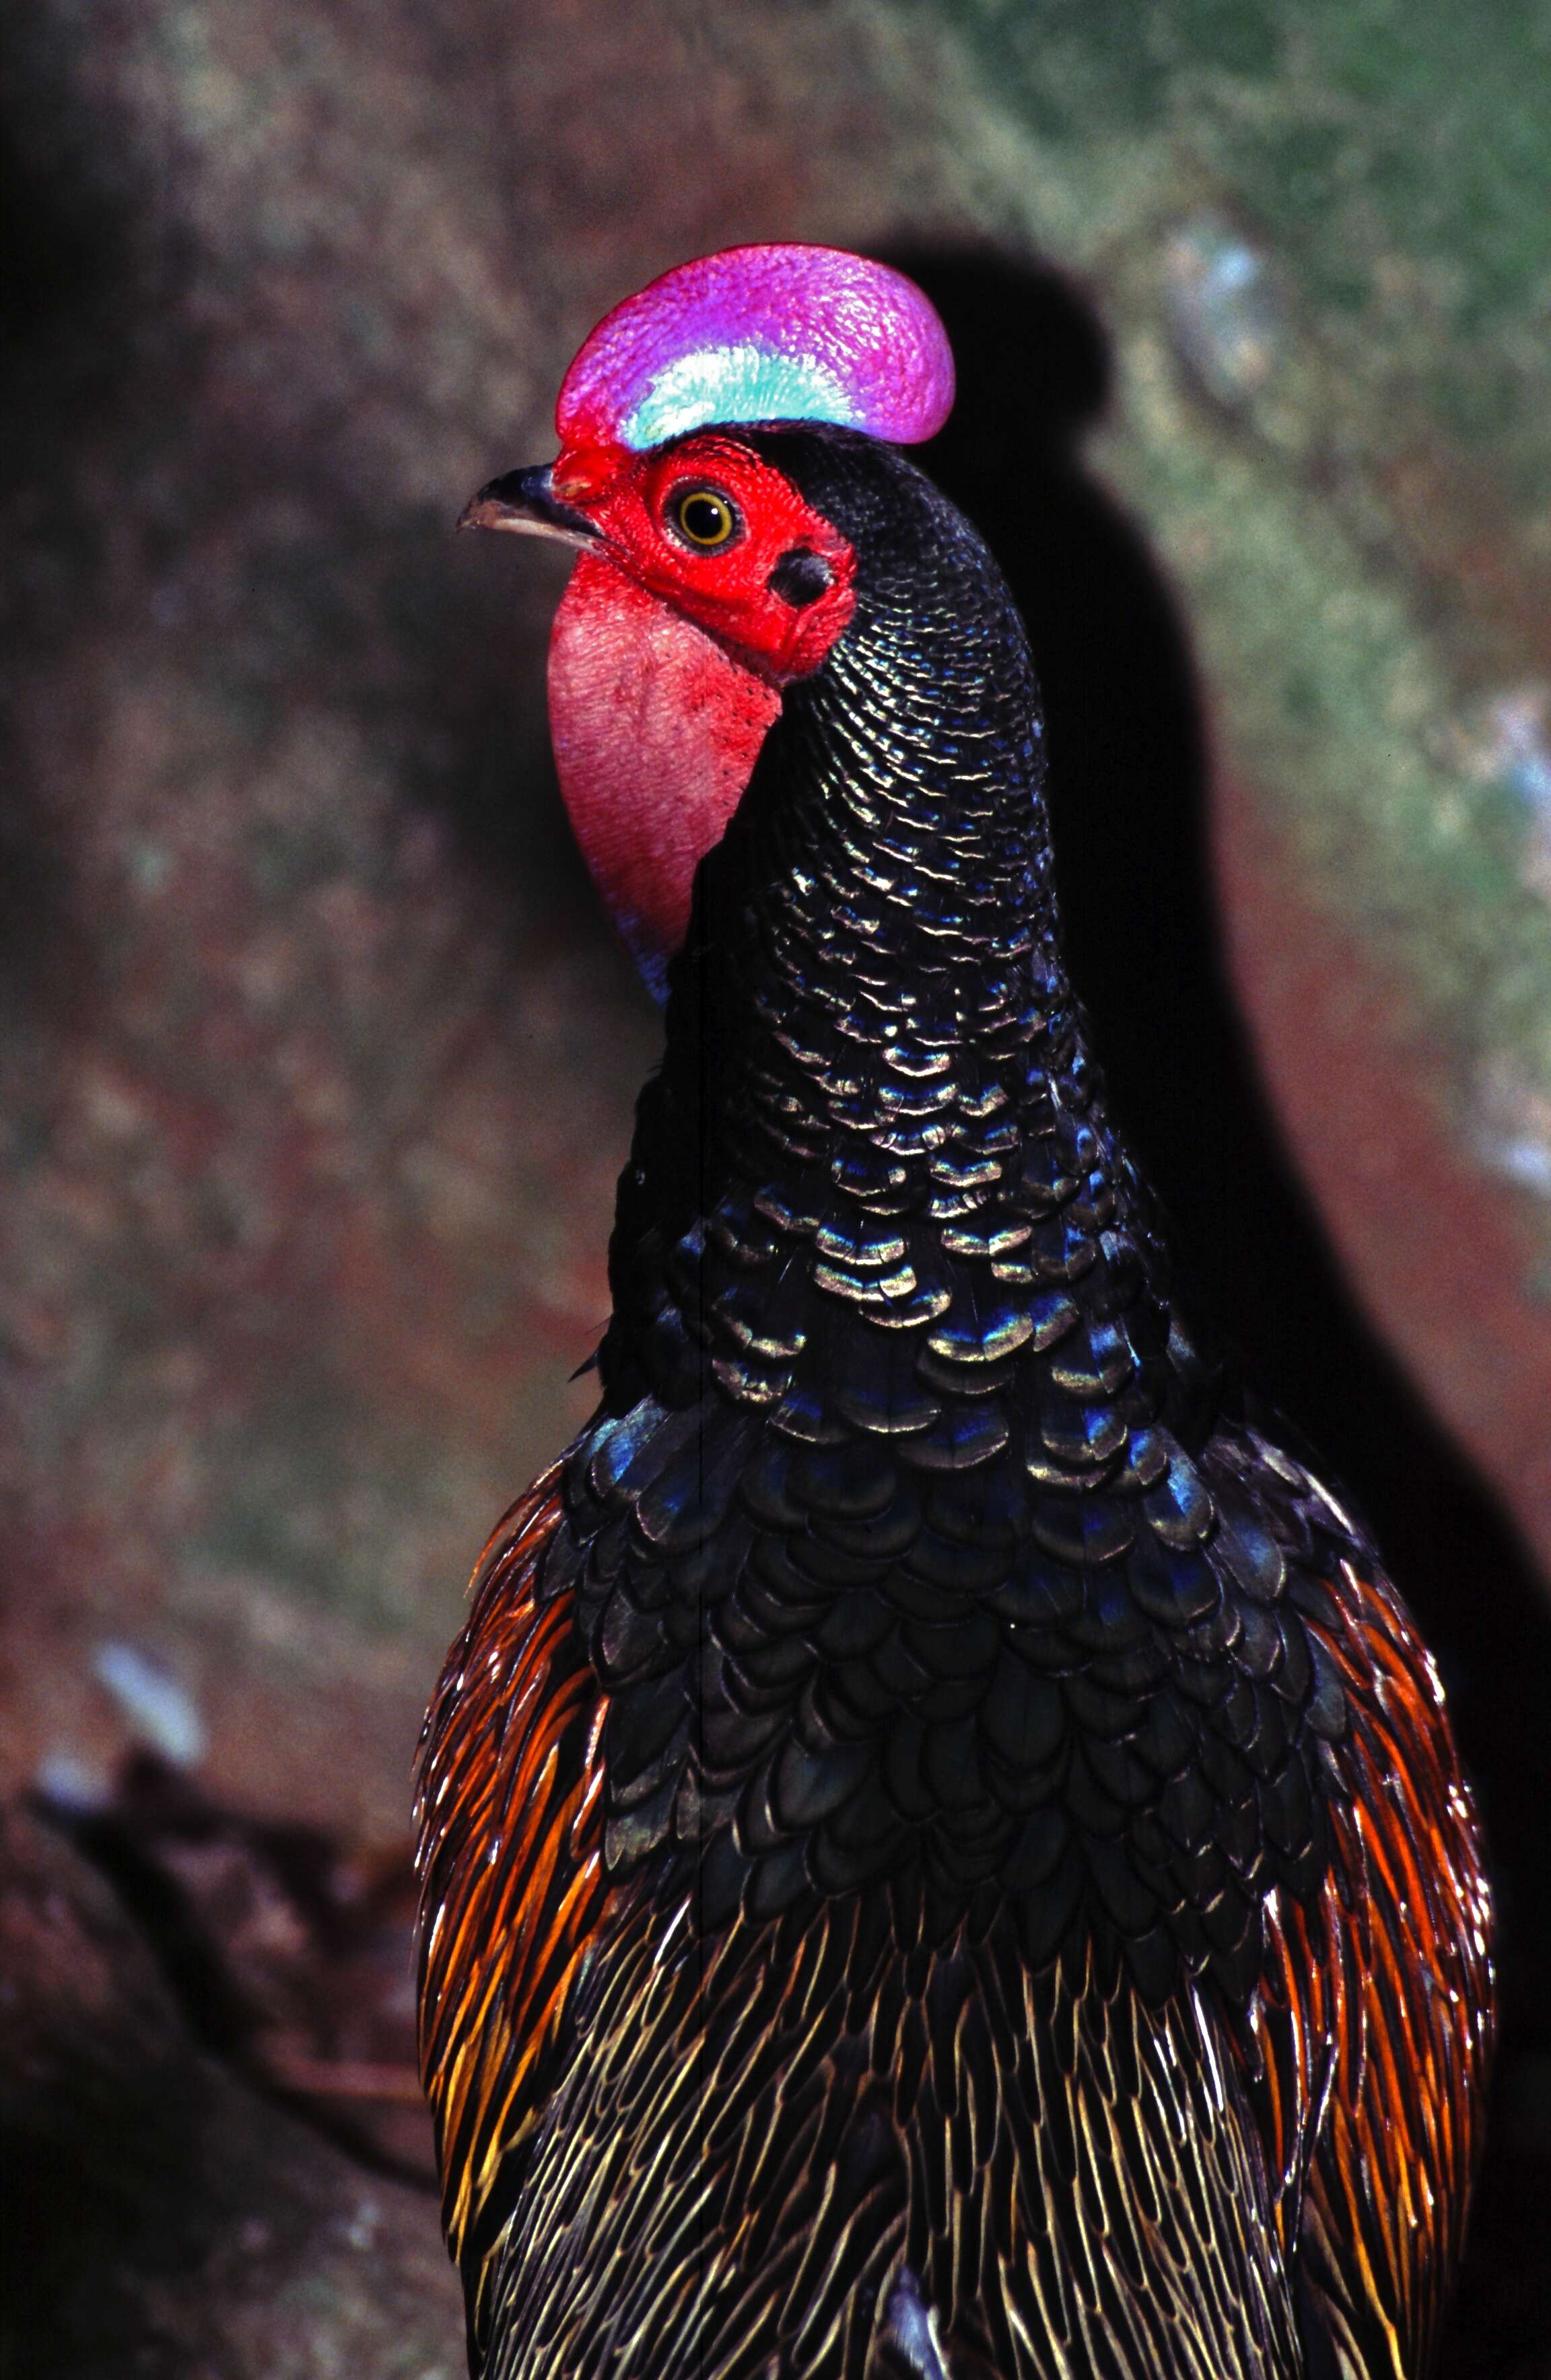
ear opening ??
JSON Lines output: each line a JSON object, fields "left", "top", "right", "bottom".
{"left": 766, "top": 549, "right": 833, "bottom": 607}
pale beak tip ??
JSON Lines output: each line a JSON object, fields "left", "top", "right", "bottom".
{"left": 456, "top": 493, "right": 510, "bottom": 534}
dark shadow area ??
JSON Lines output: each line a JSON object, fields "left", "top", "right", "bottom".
{"left": 893, "top": 242, "right": 1551, "bottom": 2373}
{"left": 0, "top": 112, "right": 127, "bottom": 396}
{"left": 38, "top": 1755, "right": 438, "bottom": 2193}
{"left": 0, "top": 40, "right": 173, "bottom": 1020}
{"left": 0, "top": 18, "right": 163, "bottom": 495}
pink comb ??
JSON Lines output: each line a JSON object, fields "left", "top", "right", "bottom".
{"left": 556, "top": 244, "right": 955, "bottom": 454}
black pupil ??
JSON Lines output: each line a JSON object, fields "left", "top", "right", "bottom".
{"left": 682, "top": 494, "right": 728, "bottom": 543}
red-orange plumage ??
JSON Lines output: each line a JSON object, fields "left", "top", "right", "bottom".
{"left": 417, "top": 1473, "right": 613, "bottom": 2328}
{"left": 1241, "top": 1559, "right": 1490, "bottom": 2376}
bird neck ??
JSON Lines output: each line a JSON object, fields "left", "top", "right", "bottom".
{"left": 599, "top": 466, "right": 1194, "bottom": 1442}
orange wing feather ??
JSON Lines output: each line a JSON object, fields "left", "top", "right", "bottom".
{"left": 1243, "top": 1558, "right": 1492, "bottom": 2377}
{"left": 415, "top": 1470, "right": 613, "bottom": 2336}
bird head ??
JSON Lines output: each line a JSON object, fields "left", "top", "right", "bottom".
{"left": 461, "top": 246, "right": 955, "bottom": 995}
{"left": 465, "top": 432, "right": 860, "bottom": 686}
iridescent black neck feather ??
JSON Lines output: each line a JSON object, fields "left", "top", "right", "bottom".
{"left": 605, "top": 427, "right": 1177, "bottom": 1430}
{"left": 545, "top": 429, "right": 1353, "bottom": 1994}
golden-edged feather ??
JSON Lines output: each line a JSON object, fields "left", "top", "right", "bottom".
{"left": 1244, "top": 1559, "right": 1492, "bottom": 2377}
{"left": 417, "top": 1473, "right": 613, "bottom": 2352}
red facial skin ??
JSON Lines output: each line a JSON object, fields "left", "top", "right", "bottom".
{"left": 545, "top": 434, "right": 857, "bottom": 995}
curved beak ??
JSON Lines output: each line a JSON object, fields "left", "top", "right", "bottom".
{"left": 456, "top": 464, "right": 599, "bottom": 548}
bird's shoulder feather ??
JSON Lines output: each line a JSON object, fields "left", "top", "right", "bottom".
{"left": 417, "top": 1473, "right": 614, "bottom": 2354}
{"left": 1239, "top": 1550, "right": 1492, "bottom": 2379}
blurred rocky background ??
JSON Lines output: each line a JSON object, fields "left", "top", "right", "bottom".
{"left": 2, "top": 0, "right": 1550, "bottom": 2369}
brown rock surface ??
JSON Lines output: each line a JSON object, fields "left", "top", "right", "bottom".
{"left": 0, "top": 1802, "right": 462, "bottom": 2375}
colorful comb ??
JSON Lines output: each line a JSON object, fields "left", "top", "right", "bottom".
{"left": 556, "top": 244, "right": 955, "bottom": 454}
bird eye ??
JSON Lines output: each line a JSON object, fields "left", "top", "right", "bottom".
{"left": 672, "top": 487, "right": 738, "bottom": 549}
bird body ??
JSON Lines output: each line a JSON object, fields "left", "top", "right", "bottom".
{"left": 419, "top": 249, "right": 1492, "bottom": 2380}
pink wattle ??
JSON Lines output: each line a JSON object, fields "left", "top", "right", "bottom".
{"left": 549, "top": 554, "right": 782, "bottom": 999}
